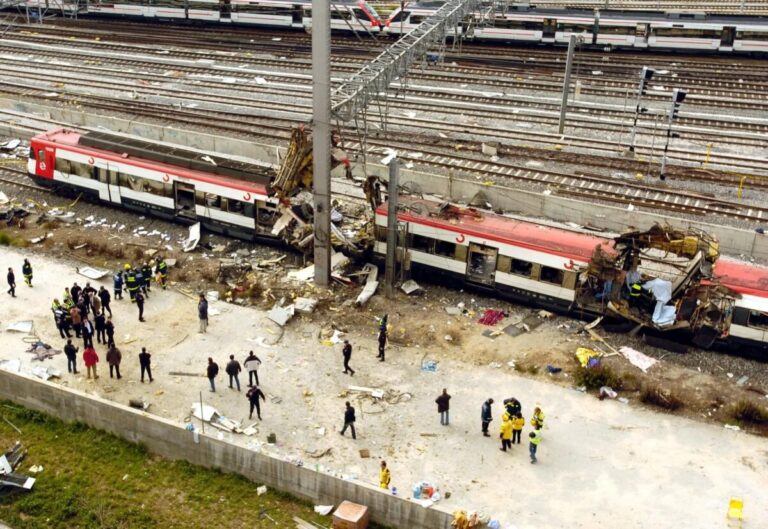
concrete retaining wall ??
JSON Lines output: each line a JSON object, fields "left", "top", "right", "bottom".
{"left": 3, "top": 99, "right": 766, "bottom": 260}
{"left": 0, "top": 370, "right": 453, "bottom": 529}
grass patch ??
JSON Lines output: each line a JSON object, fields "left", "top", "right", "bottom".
{"left": 0, "top": 402, "right": 388, "bottom": 529}
{"left": 639, "top": 384, "right": 683, "bottom": 411}
{"left": 0, "top": 231, "right": 28, "bottom": 247}
{"left": 573, "top": 364, "right": 623, "bottom": 391}
{"left": 729, "top": 399, "right": 768, "bottom": 424}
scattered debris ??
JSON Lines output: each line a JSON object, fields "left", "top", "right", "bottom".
{"left": 2, "top": 417, "right": 21, "bottom": 435}
{"left": 736, "top": 376, "right": 749, "bottom": 387}
{"left": 256, "top": 485, "right": 268, "bottom": 496}
{"left": 294, "top": 298, "right": 318, "bottom": 314}
{"left": 348, "top": 385, "right": 385, "bottom": 399}
{"left": 355, "top": 264, "right": 379, "bottom": 306}
{"left": 314, "top": 505, "right": 334, "bottom": 516}
{"left": 546, "top": 365, "right": 562, "bottom": 374}
{"left": 182, "top": 222, "right": 201, "bottom": 252}
{"left": 401, "top": 279, "right": 423, "bottom": 295}
{"left": 129, "top": 399, "right": 149, "bottom": 411}
{"left": 30, "top": 366, "right": 62, "bottom": 380}
{"left": 6, "top": 321, "right": 33, "bottom": 333}
{"left": 445, "top": 306, "right": 462, "bottom": 316}
{"left": 0, "top": 442, "right": 35, "bottom": 494}
{"left": 304, "top": 447, "right": 332, "bottom": 458}
{"left": 267, "top": 303, "right": 295, "bottom": 327}
{"left": 575, "top": 348, "right": 601, "bottom": 368}
{"left": 478, "top": 309, "right": 505, "bottom": 326}
{"left": 359, "top": 448, "right": 370, "bottom": 458}
{"left": 619, "top": 346, "right": 658, "bottom": 373}
{"left": 333, "top": 501, "right": 370, "bottom": 529}
{"left": 724, "top": 424, "right": 741, "bottom": 432}
{"left": 77, "top": 266, "right": 110, "bottom": 280}
{"left": 599, "top": 386, "right": 618, "bottom": 400}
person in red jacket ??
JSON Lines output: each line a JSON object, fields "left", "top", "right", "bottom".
{"left": 83, "top": 346, "right": 99, "bottom": 380}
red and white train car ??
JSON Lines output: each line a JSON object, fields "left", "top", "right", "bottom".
{"left": 28, "top": 128, "right": 280, "bottom": 241}
{"left": 372, "top": 197, "right": 768, "bottom": 354}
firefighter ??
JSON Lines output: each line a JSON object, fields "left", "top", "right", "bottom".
{"left": 125, "top": 266, "right": 139, "bottom": 302}
{"left": 141, "top": 261, "right": 152, "bottom": 294}
{"left": 21, "top": 258, "right": 33, "bottom": 287}
{"left": 155, "top": 257, "right": 168, "bottom": 290}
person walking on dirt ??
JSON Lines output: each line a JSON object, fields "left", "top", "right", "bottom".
{"left": 82, "top": 317, "right": 94, "bottom": 348}
{"left": 246, "top": 385, "right": 266, "bottom": 420}
{"left": 99, "top": 286, "right": 112, "bottom": 317}
{"left": 226, "top": 354, "right": 242, "bottom": 391}
{"left": 376, "top": 313, "right": 388, "bottom": 362}
{"left": 529, "top": 427, "right": 542, "bottom": 464}
{"left": 94, "top": 311, "right": 106, "bottom": 344}
{"left": 64, "top": 339, "right": 79, "bottom": 374}
{"left": 198, "top": 294, "right": 208, "bottom": 333}
{"left": 139, "top": 347, "right": 153, "bottom": 383}
{"left": 113, "top": 269, "right": 124, "bottom": 300}
{"left": 6, "top": 267, "right": 15, "bottom": 297}
{"left": 106, "top": 345, "right": 122, "bottom": 379}
{"left": 342, "top": 340, "right": 355, "bottom": 376}
{"left": 512, "top": 412, "right": 525, "bottom": 444}
{"left": 105, "top": 316, "right": 115, "bottom": 348}
{"left": 136, "top": 291, "right": 146, "bottom": 322}
{"left": 83, "top": 345, "right": 99, "bottom": 380}
{"left": 21, "top": 258, "right": 32, "bottom": 287}
{"left": 340, "top": 401, "right": 356, "bottom": 439}
{"left": 481, "top": 398, "right": 494, "bottom": 437}
{"left": 70, "top": 305, "right": 82, "bottom": 338}
{"left": 243, "top": 351, "right": 261, "bottom": 387}
{"left": 500, "top": 413, "right": 513, "bottom": 452}
{"left": 206, "top": 357, "right": 219, "bottom": 392}
{"left": 436, "top": 388, "right": 451, "bottom": 426}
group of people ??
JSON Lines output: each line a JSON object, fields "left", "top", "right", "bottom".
{"left": 205, "top": 352, "right": 266, "bottom": 420}
{"left": 483, "top": 397, "right": 544, "bottom": 464}
{"left": 6, "top": 258, "right": 33, "bottom": 297}
{"left": 113, "top": 257, "right": 169, "bottom": 323}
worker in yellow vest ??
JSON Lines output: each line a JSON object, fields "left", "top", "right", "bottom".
{"left": 529, "top": 428, "right": 542, "bottom": 464}
{"left": 499, "top": 413, "right": 513, "bottom": 452}
{"left": 379, "top": 460, "right": 391, "bottom": 490}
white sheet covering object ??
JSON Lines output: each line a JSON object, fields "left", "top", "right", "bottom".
{"left": 642, "top": 278, "right": 676, "bottom": 325}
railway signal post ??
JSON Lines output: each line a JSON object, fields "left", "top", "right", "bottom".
{"left": 627, "top": 66, "right": 655, "bottom": 153}
{"left": 312, "top": 0, "right": 332, "bottom": 287}
{"left": 558, "top": 34, "right": 578, "bottom": 135}
{"left": 659, "top": 88, "right": 686, "bottom": 180}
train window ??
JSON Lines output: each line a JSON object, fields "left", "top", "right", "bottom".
{"left": 235, "top": 3, "right": 292, "bottom": 13}
{"left": 496, "top": 255, "right": 512, "bottom": 274}
{"left": 331, "top": 8, "right": 352, "bottom": 20}
{"left": 55, "top": 157, "right": 71, "bottom": 175}
{"left": 188, "top": 1, "right": 217, "bottom": 9}
{"left": 557, "top": 23, "right": 590, "bottom": 33}
{"left": 411, "top": 234, "right": 434, "bottom": 253}
{"left": 653, "top": 27, "right": 719, "bottom": 39}
{"left": 375, "top": 225, "right": 387, "bottom": 242}
{"left": 540, "top": 266, "right": 564, "bottom": 285}
{"left": 510, "top": 258, "right": 532, "bottom": 277}
{"left": 37, "top": 149, "right": 45, "bottom": 162}
{"left": 563, "top": 270, "right": 577, "bottom": 290}
{"left": 153, "top": 0, "right": 184, "bottom": 7}
{"left": 736, "top": 31, "right": 768, "bottom": 41}
{"left": 144, "top": 179, "right": 171, "bottom": 197}
{"left": 495, "top": 19, "right": 544, "bottom": 30}
{"left": 409, "top": 15, "right": 426, "bottom": 24}
{"left": 599, "top": 25, "right": 634, "bottom": 35}
{"left": 748, "top": 311, "right": 768, "bottom": 331}
{"left": 352, "top": 8, "right": 368, "bottom": 21}
{"left": 227, "top": 198, "right": 254, "bottom": 217}
{"left": 435, "top": 239, "right": 456, "bottom": 258}
{"left": 70, "top": 160, "right": 94, "bottom": 179}
{"left": 388, "top": 9, "right": 409, "bottom": 23}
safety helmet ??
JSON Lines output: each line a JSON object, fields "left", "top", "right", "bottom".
{"left": 124, "top": 263, "right": 131, "bottom": 270}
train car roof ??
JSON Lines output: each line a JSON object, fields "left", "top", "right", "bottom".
{"left": 713, "top": 258, "right": 768, "bottom": 298}
{"left": 377, "top": 197, "right": 613, "bottom": 262}
{"left": 33, "top": 128, "right": 274, "bottom": 191}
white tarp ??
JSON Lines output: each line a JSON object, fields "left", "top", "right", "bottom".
{"left": 182, "top": 222, "right": 201, "bottom": 252}
{"left": 619, "top": 346, "right": 659, "bottom": 373}
{"left": 642, "top": 278, "right": 672, "bottom": 303}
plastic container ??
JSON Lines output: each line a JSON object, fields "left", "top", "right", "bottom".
{"left": 412, "top": 484, "right": 422, "bottom": 499}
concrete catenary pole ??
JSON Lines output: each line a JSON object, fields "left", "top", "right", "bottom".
{"left": 385, "top": 158, "right": 399, "bottom": 298}
{"left": 558, "top": 34, "right": 577, "bottom": 135}
{"left": 312, "top": 0, "right": 331, "bottom": 287}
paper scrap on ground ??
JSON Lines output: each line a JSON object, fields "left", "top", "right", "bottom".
{"left": 619, "top": 346, "right": 658, "bottom": 373}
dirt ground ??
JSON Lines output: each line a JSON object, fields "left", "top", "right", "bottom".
{"left": 1, "top": 219, "right": 767, "bottom": 528}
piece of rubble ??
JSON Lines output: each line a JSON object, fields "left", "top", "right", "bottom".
{"left": 445, "top": 306, "right": 462, "bottom": 315}
{"left": 401, "top": 279, "right": 422, "bottom": 295}
{"left": 267, "top": 304, "right": 295, "bottom": 327}
{"left": 77, "top": 266, "right": 110, "bottom": 280}
{"left": 182, "top": 222, "right": 201, "bottom": 252}
{"left": 6, "top": 321, "right": 33, "bottom": 333}
{"left": 355, "top": 264, "right": 379, "bottom": 306}
{"left": 294, "top": 298, "right": 318, "bottom": 314}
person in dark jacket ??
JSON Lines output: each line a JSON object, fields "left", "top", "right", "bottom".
{"left": 246, "top": 385, "right": 266, "bottom": 420}
{"left": 64, "top": 339, "right": 79, "bottom": 374}
{"left": 198, "top": 294, "right": 208, "bottom": 333}
{"left": 21, "top": 258, "right": 32, "bottom": 287}
{"left": 225, "top": 354, "right": 242, "bottom": 391}
{"left": 106, "top": 345, "right": 122, "bottom": 379}
{"left": 139, "top": 347, "right": 153, "bottom": 383}
{"left": 81, "top": 317, "right": 94, "bottom": 348}
{"left": 377, "top": 328, "right": 387, "bottom": 362}
{"left": 105, "top": 316, "right": 116, "bottom": 348}
{"left": 155, "top": 257, "right": 168, "bottom": 289}
{"left": 135, "top": 291, "right": 146, "bottom": 322}
{"left": 481, "top": 398, "right": 494, "bottom": 437}
{"left": 70, "top": 282, "right": 81, "bottom": 306}
{"left": 243, "top": 351, "right": 262, "bottom": 387}
{"left": 436, "top": 388, "right": 451, "bottom": 426}
{"left": 6, "top": 267, "right": 15, "bottom": 297}
{"left": 342, "top": 340, "right": 355, "bottom": 376}
{"left": 141, "top": 262, "right": 152, "bottom": 294}
{"left": 95, "top": 312, "right": 106, "bottom": 344}
{"left": 99, "top": 286, "right": 112, "bottom": 317}
{"left": 340, "top": 401, "right": 356, "bottom": 439}
{"left": 206, "top": 357, "right": 219, "bottom": 392}
{"left": 113, "top": 270, "right": 124, "bottom": 300}
{"left": 52, "top": 299, "right": 71, "bottom": 338}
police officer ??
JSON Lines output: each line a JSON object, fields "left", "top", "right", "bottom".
{"left": 155, "top": 257, "right": 168, "bottom": 290}
{"left": 21, "top": 258, "right": 32, "bottom": 287}
{"left": 125, "top": 266, "right": 138, "bottom": 302}
{"left": 51, "top": 299, "right": 71, "bottom": 339}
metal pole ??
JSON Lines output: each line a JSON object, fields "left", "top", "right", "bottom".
{"left": 312, "top": 0, "right": 331, "bottom": 287}
{"left": 199, "top": 391, "right": 205, "bottom": 434}
{"left": 659, "top": 96, "right": 676, "bottom": 180}
{"left": 385, "top": 158, "right": 399, "bottom": 298}
{"left": 558, "top": 34, "right": 577, "bottom": 135}
{"left": 628, "top": 77, "right": 644, "bottom": 152}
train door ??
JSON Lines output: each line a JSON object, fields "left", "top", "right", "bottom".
{"left": 720, "top": 26, "right": 735, "bottom": 50}
{"left": 220, "top": 0, "right": 231, "bottom": 20}
{"left": 292, "top": 5, "right": 302, "bottom": 26}
{"left": 542, "top": 18, "right": 556, "bottom": 42}
{"left": 174, "top": 182, "right": 197, "bottom": 220}
{"left": 34, "top": 146, "right": 54, "bottom": 179}
{"left": 635, "top": 22, "right": 649, "bottom": 47}
{"left": 466, "top": 243, "right": 498, "bottom": 286}
{"left": 106, "top": 164, "right": 122, "bottom": 204}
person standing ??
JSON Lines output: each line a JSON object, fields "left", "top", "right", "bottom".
{"left": 70, "top": 282, "right": 82, "bottom": 306}
{"left": 377, "top": 328, "right": 387, "bottom": 362}
{"left": 99, "top": 286, "right": 112, "bottom": 317}
{"left": 246, "top": 385, "right": 266, "bottom": 420}
{"left": 105, "top": 316, "right": 115, "bottom": 348}
{"left": 64, "top": 339, "right": 79, "bottom": 374}
{"left": 531, "top": 407, "right": 545, "bottom": 430}
{"left": 81, "top": 317, "right": 94, "bottom": 348}
{"left": 83, "top": 345, "right": 99, "bottom": 380}
{"left": 342, "top": 340, "right": 355, "bottom": 376}
{"left": 106, "top": 345, "right": 122, "bottom": 379}
{"left": 206, "top": 357, "right": 219, "bottom": 392}
{"left": 141, "top": 261, "right": 152, "bottom": 295}
{"left": 481, "top": 398, "right": 494, "bottom": 437}
{"left": 340, "top": 401, "right": 356, "bottom": 439}
{"left": 436, "top": 388, "right": 451, "bottom": 426}
{"left": 135, "top": 290, "right": 146, "bottom": 322}
{"left": 52, "top": 299, "right": 71, "bottom": 339}
{"left": 126, "top": 267, "right": 138, "bottom": 302}
{"left": 379, "top": 461, "right": 391, "bottom": 490}
{"left": 226, "top": 354, "right": 242, "bottom": 391}
{"left": 529, "top": 428, "right": 542, "bottom": 464}
{"left": 198, "top": 294, "right": 208, "bottom": 333}
{"left": 94, "top": 312, "right": 106, "bottom": 344}
{"left": 90, "top": 291, "right": 102, "bottom": 318}
{"left": 512, "top": 412, "right": 525, "bottom": 445}
{"left": 70, "top": 305, "right": 82, "bottom": 338}
{"left": 113, "top": 269, "right": 124, "bottom": 300}
{"left": 500, "top": 414, "right": 513, "bottom": 452}
{"left": 6, "top": 267, "right": 15, "bottom": 297}
{"left": 21, "top": 258, "right": 32, "bottom": 287}
{"left": 155, "top": 257, "right": 168, "bottom": 289}
{"left": 243, "top": 351, "right": 261, "bottom": 387}
{"left": 139, "top": 347, "right": 153, "bottom": 383}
